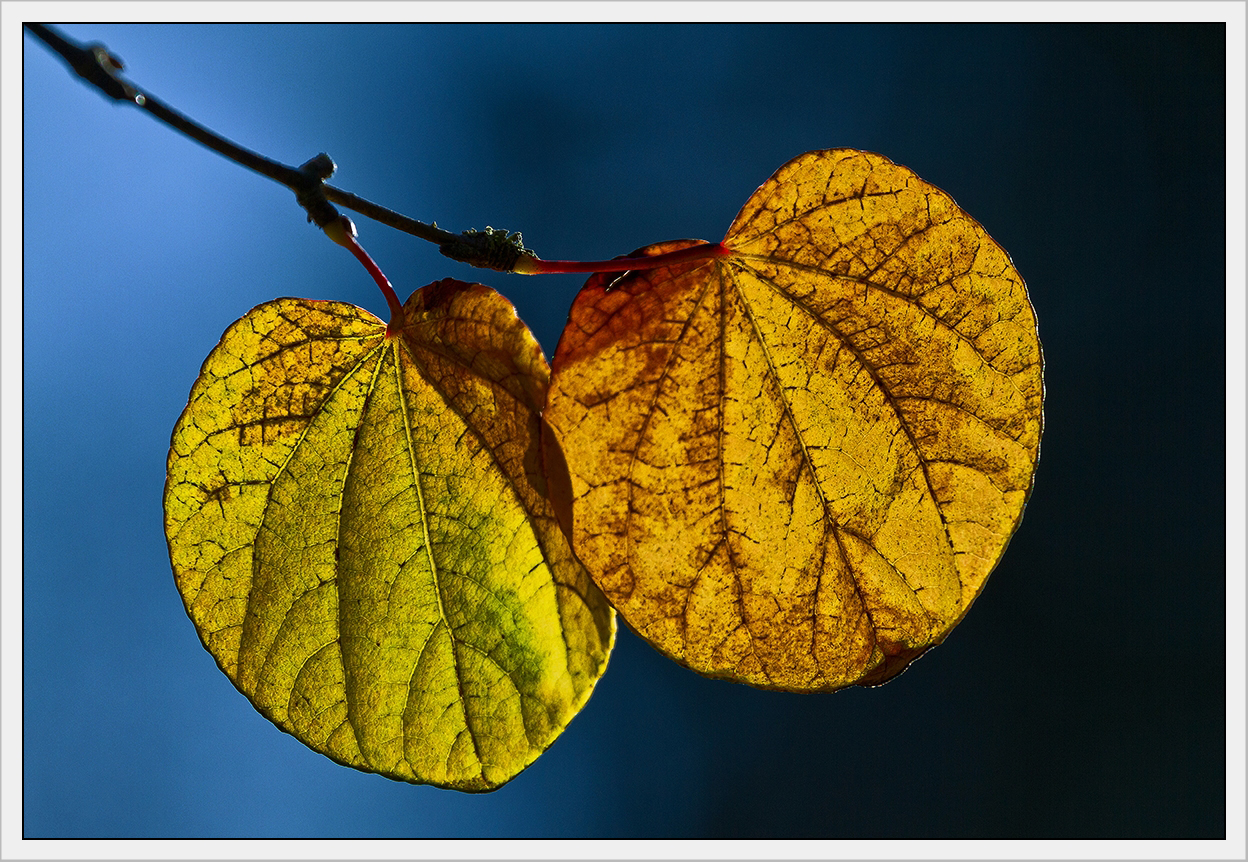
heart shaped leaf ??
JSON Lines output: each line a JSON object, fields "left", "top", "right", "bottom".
{"left": 164, "top": 280, "right": 614, "bottom": 790}
{"left": 544, "top": 149, "right": 1043, "bottom": 691}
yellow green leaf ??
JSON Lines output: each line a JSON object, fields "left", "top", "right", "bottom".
{"left": 164, "top": 280, "right": 614, "bottom": 790}
{"left": 544, "top": 149, "right": 1043, "bottom": 692}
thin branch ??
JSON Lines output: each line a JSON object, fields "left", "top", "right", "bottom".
{"left": 23, "top": 23, "right": 529, "bottom": 271}
{"left": 322, "top": 185, "right": 456, "bottom": 247}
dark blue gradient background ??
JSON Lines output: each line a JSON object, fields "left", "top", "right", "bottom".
{"left": 22, "top": 23, "right": 1226, "bottom": 838}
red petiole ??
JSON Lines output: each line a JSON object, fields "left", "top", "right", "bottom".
{"left": 327, "top": 214, "right": 730, "bottom": 328}
{"left": 324, "top": 216, "right": 405, "bottom": 332}
{"left": 512, "top": 241, "right": 731, "bottom": 275}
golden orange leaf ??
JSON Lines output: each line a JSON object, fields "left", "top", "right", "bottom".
{"left": 544, "top": 149, "right": 1043, "bottom": 691}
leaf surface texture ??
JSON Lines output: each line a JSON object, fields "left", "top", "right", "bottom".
{"left": 165, "top": 280, "right": 614, "bottom": 790}
{"left": 544, "top": 149, "right": 1043, "bottom": 691}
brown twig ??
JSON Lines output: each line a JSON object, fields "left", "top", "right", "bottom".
{"left": 23, "top": 23, "right": 531, "bottom": 271}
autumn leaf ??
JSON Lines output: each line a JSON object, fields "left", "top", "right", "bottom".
{"left": 543, "top": 149, "right": 1043, "bottom": 692}
{"left": 164, "top": 281, "right": 614, "bottom": 791}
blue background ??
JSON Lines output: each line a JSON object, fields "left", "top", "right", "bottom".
{"left": 23, "top": 23, "right": 1225, "bottom": 838}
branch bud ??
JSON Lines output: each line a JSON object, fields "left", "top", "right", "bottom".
{"left": 294, "top": 153, "right": 341, "bottom": 228}
{"left": 439, "top": 226, "right": 533, "bottom": 273}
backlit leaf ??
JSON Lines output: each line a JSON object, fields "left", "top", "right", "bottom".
{"left": 544, "top": 149, "right": 1043, "bottom": 691}
{"left": 164, "top": 280, "right": 614, "bottom": 790}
